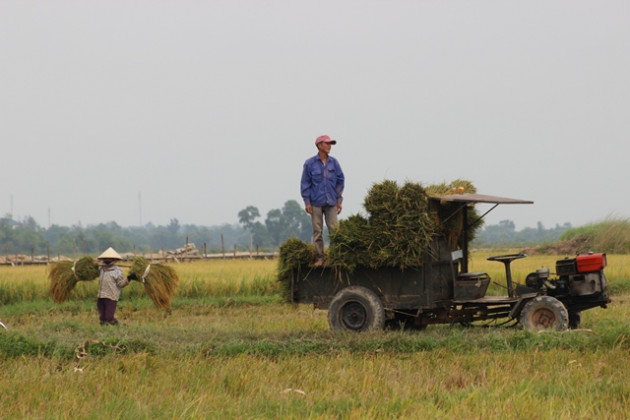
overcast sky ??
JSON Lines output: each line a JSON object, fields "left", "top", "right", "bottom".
{"left": 1, "top": 1, "right": 629, "bottom": 230}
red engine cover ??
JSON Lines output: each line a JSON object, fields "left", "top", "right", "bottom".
{"left": 576, "top": 253, "right": 607, "bottom": 273}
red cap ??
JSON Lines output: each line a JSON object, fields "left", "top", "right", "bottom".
{"left": 315, "top": 135, "right": 337, "bottom": 145}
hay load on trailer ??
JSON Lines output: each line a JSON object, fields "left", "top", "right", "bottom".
{"left": 279, "top": 179, "right": 479, "bottom": 275}
{"left": 279, "top": 179, "right": 610, "bottom": 332}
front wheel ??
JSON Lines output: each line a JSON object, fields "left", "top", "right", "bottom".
{"left": 519, "top": 296, "right": 569, "bottom": 331}
{"left": 328, "top": 286, "right": 385, "bottom": 332}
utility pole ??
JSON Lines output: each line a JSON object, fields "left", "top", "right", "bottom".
{"left": 138, "top": 191, "right": 143, "bottom": 226}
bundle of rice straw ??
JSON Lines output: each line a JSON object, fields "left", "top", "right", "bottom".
{"left": 328, "top": 180, "right": 437, "bottom": 270}
{"left": 279, "top": 179, "right": 482, "bottom": 278}
{"left": 325, "top": 215, "right": 372, "bottom": 271}
{"left": 49, "top": 256, "right": 100, "bottom": 303}
{"left": 277, "top": 238, "right": 316, "bottom": 300}
{"left": 128, "top": 257, "right": 179, "bottom": 309}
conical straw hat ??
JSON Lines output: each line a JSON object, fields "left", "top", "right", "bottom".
{"left": 98, "top": 247, "right": 122, "bottom": 260}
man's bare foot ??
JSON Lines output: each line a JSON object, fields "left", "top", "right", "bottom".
{"left": 313, "top": 259, "right": 324, "bottom": 267}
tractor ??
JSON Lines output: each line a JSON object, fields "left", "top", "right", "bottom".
{"left": 288, "top": 193, "right": 610, "bottom": 332}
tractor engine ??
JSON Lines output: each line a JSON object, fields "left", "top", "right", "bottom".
{"left": 525, "top": 253, "right": 608, "bottom": 298}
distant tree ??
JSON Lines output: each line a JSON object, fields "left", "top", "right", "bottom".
{"left": 265, "top": 200, "right": 311, "bottom": 245}
{"left": 476, "top": 219, "right": 515, "bottom": 243}
{"left": 182, "top": 224, "right": 214, "bottom": 253}
{"left": 43, "top": 225, "right": 70, "bottom": 248}
{"left": 238, "top": 206, "right": 261, "bottom": 230}
{"left": 125, "top": 225, "right": 152, "bottom": 252}
{"left": 147, "top": 219, "right": 184, "bottom": 251}
{"left": 250, "top": 222, "right": 274, "bottom": 248}
{"left": 500, "top": 220, "right": 516, "bottom": 230}
{"left": 167, "top": 219, "right": 180, "bottom": 237}
{"left": 204, "top": 223, "right": 250, "bottom": 252}
{"left": 475, "top": 219, "right": 571, "bottom": 246}
{"left": 238, "top": 206, "right": 273, "bottom": 248}
{"left": 280, "top": 200, "right": 311, "bottom": 241}
{"left": 90, "top": 222, "right": 132, "bottom": 253}
{"left": 0, "top": 216, "right": 15, "bottom": 248}
{"left": 265, "top": 208, "right": 283, "bottom": 245}
{"left": 13, "top": 216, "right": 45, "bottom": 254}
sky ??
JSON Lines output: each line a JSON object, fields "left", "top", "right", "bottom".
{"left": 1, "top": 1, "right": 629, "bottom": 230}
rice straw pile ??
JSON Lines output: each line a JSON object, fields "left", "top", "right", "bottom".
{"left": 327, "top": 180, "right": 437, "bottom": 270}
{"left": 277, "top": 238, "right": 316, "bottom": 299}
{"left": 128, "top": 257, "right": 179, "bottom": 309}
{"left": 49, "top": 256, "right": 100, "bottom": 303}
{"left": 278, "top": 179, "right": 482, "bottom": 282}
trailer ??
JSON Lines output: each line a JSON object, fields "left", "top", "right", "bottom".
{"left": 289, "top": 193, "right": 610, "bottom": 332}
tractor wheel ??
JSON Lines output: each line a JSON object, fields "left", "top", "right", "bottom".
{"left": 519, "top": 296, "right": 569, "bottom": 332}
{"left": 569, "top": 311, "right": 582, "bottom": 329}
{"left": 328, "top": 286, "right": 385, "bottom": 332}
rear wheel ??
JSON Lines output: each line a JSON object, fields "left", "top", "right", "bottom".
{"left": 519, "top": 296, "right": 569, "bottom": 331}
{"left": 328, "top": 286, "right": 385, "bottom": 332}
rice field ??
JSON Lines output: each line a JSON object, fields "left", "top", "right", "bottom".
{"left": 0, "top": 254, "right": 629, "bottom": 419}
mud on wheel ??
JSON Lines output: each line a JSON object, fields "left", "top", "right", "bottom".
{"left": 328, "top": 286, "right": 385, "bottom": 332}
{"left": 519, "top": 295, "right": 569, "bottom": 331}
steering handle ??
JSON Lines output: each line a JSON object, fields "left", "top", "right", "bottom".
{"left": 487, "top": 253, "right": 526, "bottom": 263}
{"left": 486, "top": 253, "right": 526, "bottom": 298}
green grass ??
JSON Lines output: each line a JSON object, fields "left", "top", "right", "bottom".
{"left": 1, "top": 348, "right": 628, "bottom": 419}
{"left": 0, "top": 255, "right": 629, "bottom": 418}
{"left": 559, "top": 218, "right": 630, "bottom": 253}
{"left": 1, "top": 299, "right": 628, "bottom": 359}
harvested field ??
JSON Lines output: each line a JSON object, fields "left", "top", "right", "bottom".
{"left": 0, "top": 255, "right": 628, "bottom": 418}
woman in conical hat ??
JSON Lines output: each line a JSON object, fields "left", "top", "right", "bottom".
{"left": 96, "top": 247, "right": 129, "bottom": 326}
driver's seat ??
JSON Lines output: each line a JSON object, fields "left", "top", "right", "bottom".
{"left": 451, "top": 250, "right": 491, "bottom": 300}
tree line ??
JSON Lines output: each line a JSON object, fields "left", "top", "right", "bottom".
{"left": 474, "top": 220, "right": 572, "bottom": 247}
{"left": 1, "top": 201, "right": 569, "bottom": 256}
{"left": 0, "top": 200, "right": 312, "bottom": 256}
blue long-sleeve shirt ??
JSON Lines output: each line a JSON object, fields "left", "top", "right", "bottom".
{"left": 301, "top": 154, "right": 345, "bottom": 207}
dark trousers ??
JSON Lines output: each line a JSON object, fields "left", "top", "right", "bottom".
{"left": 97, "top": 298, "right": 119, "bottom": 325}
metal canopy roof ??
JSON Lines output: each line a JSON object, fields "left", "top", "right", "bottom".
{"left": 429, "top": 193, "right": 534, "bottom": 205}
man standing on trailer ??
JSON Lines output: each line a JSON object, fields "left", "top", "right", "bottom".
{"left": 301, "top": 134, "right": 345, "bottom": 266}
